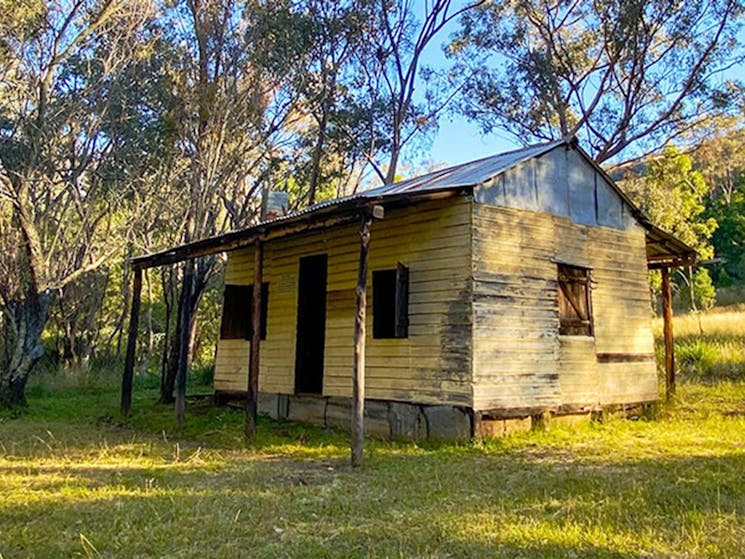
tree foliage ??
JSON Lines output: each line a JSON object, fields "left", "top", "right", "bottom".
{"left": 695, "top": 120, "right": 745, "bottom": 285}
{"left": 1, "top": 0, "right": 744, "bottom": 408}
{"left": 623, "top": 146, "right": 718, "bottom": 310}
{"left": 450, "top": 0, "right": 744, "bottom": 164}
{"left": 0, "top": 0, "right": 156, "bottom": 406}
{"left": 625, "top": 146, "right": 717, "bottom": 259}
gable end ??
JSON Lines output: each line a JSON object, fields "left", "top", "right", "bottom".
{"left": 474, "top": 144, "right": 638, "bottom": 231}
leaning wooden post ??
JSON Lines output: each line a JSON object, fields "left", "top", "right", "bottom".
{"left": 175, "top": 259, "right": 194, "bottom": 428}
{"left": 661, "top": 266, "right": 675, "bottom": 400}
{"left": 121, "top": 266, "right": 143, "bottom": 415}
{"left": 246, "top": 240, "right": 264, "bottom": 437}
{"left": 351, "top": 205, "right": 383, "bottom": 468}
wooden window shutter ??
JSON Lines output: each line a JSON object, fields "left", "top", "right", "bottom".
{"left": 220, "top": 285, "right": 251, "bottom": 340}
{"left": 395, "top": 262, "right": 409, "bottom": 338}
{"left": 219, "top": 283, "right": 269, "bottom": 340}
{"left": 557, "top": 265, "right": 593, "bottom": 336}
{"left": 253, "top": 282, "right": 270, "bottom": 340}
{"left": 372, "top": 266, "right": 409, "bottom": 339}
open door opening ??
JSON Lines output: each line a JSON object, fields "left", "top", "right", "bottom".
{"left": 294, "top": 254, "right": 328, "bottom": 394}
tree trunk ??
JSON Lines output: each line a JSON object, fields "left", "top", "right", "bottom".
{"left": 688, "top": 265, "right": 698, "bottom": 313}
{"left": 115, "top": 264, "right": 131, "bottom": 357}
{"left": 384, "top": 141, "right": 400, "bottom": 185}
{"left": 160, "top": 291, "right": 182, "bottom": 403}
{"left": 159, "top": 267, "right": 175, "bottom": 401}
{"left": 159, "top": 268, "right": 205, "bottom": 404}
{"left": 140, "top": 269, "right": 154, "bottom": 376}
{"left": 0, "top": 291, "right": 54, "bottom": 409}
{"left": 308, "top": 108, "right": 329, "bottom": 206}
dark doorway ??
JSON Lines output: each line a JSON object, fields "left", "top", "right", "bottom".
{"left": 294, "top": 254, "right": 328, "bottom": 394}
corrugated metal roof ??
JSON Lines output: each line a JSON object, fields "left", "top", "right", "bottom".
{"left": 262, "top": 139, "right": 565, "bottom": 226}
{"left": 361, "top": 140, "right": 565, "bottom": 196}
{"left": 130, "top": 138, "right": 695, "bottom": 269}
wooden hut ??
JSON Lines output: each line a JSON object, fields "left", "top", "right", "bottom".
{"left": 125, "top": 139, "right": 694, "bottom": 440}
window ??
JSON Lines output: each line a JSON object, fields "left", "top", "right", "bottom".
{"left": 557, "top": 264, "right": 593, "bottom": 336}
{"left": 219, "top": 283, "right": 269, "bottom": 340}
{"left": 372, "top": 263, "right": 409, "bottom": 339}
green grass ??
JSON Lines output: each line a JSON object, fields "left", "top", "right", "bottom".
{"left": 654, "top": 305, "right": 745, "bottom": 381}
{"left": 1, "top": 310, "right": 745, "bottom": 558}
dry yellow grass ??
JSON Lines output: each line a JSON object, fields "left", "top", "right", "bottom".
{"left": 654, "top": 304, "right": 745, "bottom": 339}
{"left": 653, "top": 305, "right": 745, "bottom": 381}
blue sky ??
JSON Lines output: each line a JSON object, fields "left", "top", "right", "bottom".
{"left": 428, "top": 117, "right": 517, "bottom": 167}
{"left": 413, "top": 2, "right": 745, "bottom": 171}
{"left": 411, "top": 6, "right": 520, "bottom": 169}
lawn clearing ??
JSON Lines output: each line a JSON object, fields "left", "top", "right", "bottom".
{"left": 2, "top": 382, "right": 744, "bottom": 558}
{"left": 1, "top": 309, "right": 745, "bottom": 558}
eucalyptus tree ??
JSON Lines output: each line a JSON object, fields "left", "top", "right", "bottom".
{"left": 0, "top": 0, "right": 156, "bottom": 407}
{"left": 241, "top": 1, "right": 368, "bottom": 200}
{"left": 154, "top": 0, "right": 306, "bottom": 402}
{"left": 344, "top": 0, "right": 486, "bottom": 185}
{"left": 623, "top": 146, "right": 718, "bottom": 309}
{"left": 694, "top": 120, "right": 745, "bottom": 285}
{"left": 451, "top": 0, "right": 744, "bottom": 165}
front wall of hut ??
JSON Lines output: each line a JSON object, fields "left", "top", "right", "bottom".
{"left": 471, "top": 146, "right": 658, "bottom": 414}
{"left": 213, "top": 196, "right": 474, "bottom": 408}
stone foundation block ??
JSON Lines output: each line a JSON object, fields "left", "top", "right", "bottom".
{"left": 389, "top": 402, "right": 426, "bottom": 440}
{"left": 423, "top": 405, "right": 471, "bottom": 441}
{"left": 364, "top": 400, "right": 391, "bottom": 438}
{"left": 479, "top": 417, "right": 532, "bottom": 438}
{"left": 503, "top": 416, "right": 532, "bottom": 436}
{"left": 257, "top": 393, "right": 279, "bottom": 419}
{"left": 325, "top": 397, "right": 352, "bottom": 430}
{"left": 288, "top": 395, "right": 327, "bottom": 424}
{"left": 551, "top": 413, "right": 591, "bottom": 428}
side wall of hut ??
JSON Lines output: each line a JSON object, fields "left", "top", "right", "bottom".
{"left": 213, "top": 196, "right": 474, "bottom": 408}
{"left": 471, "top": 147, "right": 657, "bottom": 414}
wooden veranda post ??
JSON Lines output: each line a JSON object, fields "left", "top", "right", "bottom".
{"left": 352, "top": 214, "right": 372, "bottom": 467}
{"left": 351, "top": 205, "right": 383, "bottom": 468}
{"left": 175, "top": 259, "right": 194, "bottom": 428}
{"left": 661, "top": 266, "right": 675, "bottom": 400}
{"left": 245, "top": 240, "right": 264, "bottom": 437}
{"left": 121, "top": 267, "right": 143, "bottom": 415}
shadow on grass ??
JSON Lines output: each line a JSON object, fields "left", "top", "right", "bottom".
{"left": 4, "top": 383, "right": 745, "bottom": 555}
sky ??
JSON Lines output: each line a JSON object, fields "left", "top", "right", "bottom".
{"left": 411, "top": 5, "right": 520, "bottom": 169}
{"left": 413, "top": 1, "right": 745, "bottom": 171}
{"left": 428, "top": 117, "right": 517, "bottom": 167}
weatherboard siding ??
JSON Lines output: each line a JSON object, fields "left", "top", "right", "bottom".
{"left": 471, "top": 204, "right": 657, "bottom": 412}
{"left": 214, "top": 196, "right": 474, "bottom": 407}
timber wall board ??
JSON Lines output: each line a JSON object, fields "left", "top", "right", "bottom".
{"left": 214, "top": 196, "right": 474, "bottom": 407}
{"left": 471, "top": 206, "right": 657, "bottom": 412}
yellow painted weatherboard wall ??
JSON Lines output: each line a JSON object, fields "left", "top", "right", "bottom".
{"left": 213, "top": 196, "right": 474, "bottom": 407}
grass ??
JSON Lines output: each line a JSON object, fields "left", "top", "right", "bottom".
{"left": 1, "top": 309, "right": 744, "bottom": 558}
{"left": 653, "top": 304, "right": 745, "bottom": 381}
